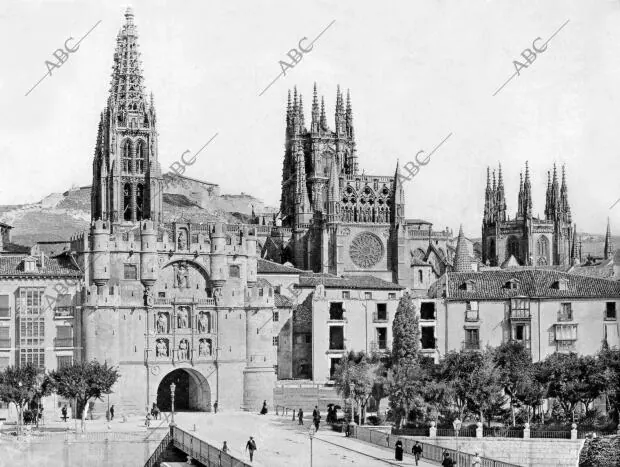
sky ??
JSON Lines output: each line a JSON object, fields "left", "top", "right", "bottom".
{"left": 0, "top": 0, "right": 619, "bottom": 238}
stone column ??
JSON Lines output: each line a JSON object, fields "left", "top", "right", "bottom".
{"left": 523, "top": 422, "right": 530, "bottom": 439}
{"left": 476, "top": 422, "right": 483, "bottom": 438}
{"left": 131, "top": 182, "right": 137, "bottom": 222}
{"left": 571, "top": 423, "right": 577, "bottom": 440}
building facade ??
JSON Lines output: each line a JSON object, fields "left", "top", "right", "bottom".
{"left": 482, "top": 163, "right": 574, "bottom": 267}
{"left": 430, "top": 269, "right": 620, "bottom": 361}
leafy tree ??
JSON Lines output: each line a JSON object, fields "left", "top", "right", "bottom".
{"left": 391, "top": 292, "right": 420, "bottom": 364}
{"left": 598, "top": 348, "right": 620, "bottom": 426}
{"left": 493, "top": 341, "right": 533, "bottom": 425}
{"left": 47, "top": 360, "right": 119, "bottom": 418}
{"left": 388, "top": 359, "right": 427, "bottom": 429}
{"left": 0, "top": 364, "right": 50, "bottom": 432}
{"left": 333, "top": 351, "right": 376, "bottom": 424}
{"left": 465, "top": 349, "right": 506, "bottom": 426}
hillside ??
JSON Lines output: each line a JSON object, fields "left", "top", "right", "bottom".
{"left": 0, "top": 176, "right": 275, "bottom": 247}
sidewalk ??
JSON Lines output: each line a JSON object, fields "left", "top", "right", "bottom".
{"left": 315, "top": 429, "right": 439, "bottom": 466}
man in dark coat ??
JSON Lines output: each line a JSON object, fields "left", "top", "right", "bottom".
{"left": 312, "top": 406, "right": 321, "bottom": 431}
{"left": 395, "top": 440, "right": 404, "bottom": 461}
{"left": 61, "top": 405, "right": 68, "bottom": 422}
{"left": 441, "top": 452, "right": 454, "bottom": 467}
{"left": 245, "top": 436, "right": 257, "bottom": 462}
{"left": 298, "top": 408, "right": 304, "bottom": 425}
{"left": 412, "top": 441, "right": 423, "bottom": 465}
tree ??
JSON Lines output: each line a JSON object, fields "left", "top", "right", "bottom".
{"left": 599, "top": 348, "right": 620, "bottom": 426}
{"left": 388, "top": 359, "right": 427, "bottom": 429}
{"left": 333, "top": 351, "right": 375, "bottom": 424}
{"left": 0, "top": 364, "right": 50, "bottom": 433}
{"left": 467, "top": 349, "right": 507, "bottom": 427}
{"left": 493, "top": 341, "right": 533, "bottom": 425}
{"left": 392, "top": 292, "right": 420, "bottom": 364}
{"left": 47, "top": 360, "right": 120, "bottom": 418}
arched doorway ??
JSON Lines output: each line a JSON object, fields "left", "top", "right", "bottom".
{"left": 157, "top": 368, "right": 211, "bottom": 412}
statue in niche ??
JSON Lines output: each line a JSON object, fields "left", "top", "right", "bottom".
{"left": 156, "top": 339, "right": 168, "bottom": 357}
{"left": 173, "top": 262, "right": 190, "bottom": 289}
{"left": 177, "top": 230, "right": 187, "bottom": 250}
{"left": 178, "top": 340, "right": 189, "bottom": 360}
{"left": 177, "top": 307, "right": 189, "bottom": 329}
{"left": 198, "top": 339, "right": 211, "bottom": 357}
{"left": 213, "top": 287, "right": 223, "bottom": 306}
{"left": 156, "top": 313, "right": 168, "bottom": 333}
{"left": 198, "top": 313, "right": 210, "bottom": 333}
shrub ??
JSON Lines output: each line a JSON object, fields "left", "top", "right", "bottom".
{"left": 579, "top": 435, "right": 620, "bottom": 466}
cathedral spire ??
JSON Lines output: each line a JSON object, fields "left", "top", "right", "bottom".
{"left": 496, "top": 164, "right": 506, "bottom": 221}
{"left": 298, "top": 94, "right": 305, "bottom": 132}
{"left": 391, "top": 160, "right": 405, "bottom": 225}
{"left": 346, "top": 89, "right": 354, "bottom": 139}
{"left": 286, "top": 89, "right": 292, "bottom": 133}
{"left": 523, "top": 161, "right": 532, "bottom": 218}
{"left": 311, "top": 83, "right": 320, "bottom": 133}
{"left": 320, "top": 96, "right": 327, "bottom": 130}
{"left": 560, "top": 164, "right": 571, "bottom": 223}
{"left": 327, "top": 160, "right": 340, "bottom": 223}
{"left": 454, "top": 225, "right": 471, "bottom": 272}
{"left": 605, "top": 218, "right": 614, "bottom": 260}
{"left": 483, "top": 167, "right": 492, "bottom": 224}
{"left": 335, "top": 85, "right": 346, "bottom": 135}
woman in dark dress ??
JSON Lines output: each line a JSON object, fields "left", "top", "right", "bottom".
{"left": 395, "top": 440, "right": 404, "bottom": 461}
{"left": 260, "top": 400, "right": 268, "bottom": 415}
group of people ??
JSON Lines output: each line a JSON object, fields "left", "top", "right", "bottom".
{"left": 218, "top": 437, "right": 257, "bottom": 463}
{"left": 394, "top": 440, "right": 482, "bottom": 466}
{"left": 145, "top": 403, "right": 161, "bottom": 427}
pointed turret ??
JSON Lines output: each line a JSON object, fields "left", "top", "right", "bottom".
{"left": 517, "top": 172, "right": 524, "bottom": 219}
{"left": 544, "top": 171, "right": 552, "bottom": 219}
{"left": 298, "top": 94, "right": 305, "bottom": 132}
{"left": 311, "top": 83, "right": 320, "bottom": 133}
{"left": 523, "top": 161, "right": 532, "bottom": 218}
{"left": 327, "top": 160, "right": 340, "bottom": 224}
{"left": 483, "top": 167, "right": 492, "bottom": 224}
{"left": 391, "top": 161, "right": 405, "bottom": 225}
{"left": 286, "top": 89, "right": 292, "bottom": 134}
{"left": 454, "top": 225, "right": 472, "bottom": 272}
{"left": 320, "top": 96, "right": 327, "bottom": 130}
{"left": 335, "top": 85, "right": 346, "bottom": 135}
{"left": 571, "top": 224, "right": 580, "bottom": 265}
{"left": 496, "top": 164, "right": 506, "bottom": 222}
{"left": 560, "top": 165, "right": 571, "bottom": 223}
{"left": 346, "top": 89, "right": 355, "bottom": 139}
{"left": 294, "top": 140, "right": 312, "bottom": 225}
{"left": 605, "top": 218, "right": 614, "bottom": 260}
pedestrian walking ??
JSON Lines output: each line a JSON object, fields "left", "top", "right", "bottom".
{"left": 109, "top": 405, "right": 115, "bottom": 420}
{"left": 472, "top": 452, "right": 481, "bottom": 467}
{"left": 145, "top": 411, "right": 151, "bottom": 428}
{"left": 245, "top": 436, "right": 257, "bottom": 462}
{"left": 151, "top": 403, "right": 160, "bottom": 420}
{"left": 213, "top": 400, "right": 218, "bottom": 414}
{"left": 222, "top": 441, "right": 228, "bottom": 453}
{"left": 61, "top": 404, "right": 68, "bottom": 422}
{"left": 298, "top": 408, "right": 304, "bottom": 425}
{"left": 441, "top": 452, "right": 454, "bottom": 467}
{"left": 412, "top": 441, "right": 423, "bottom": 465}
{"left": 260, "top": 400, "right": 268, "bottom": 415}
{"left": 395, "top": 439, "right": 404, "bottom": 461}
{"left": 312, "top": 406, "right": 321, "bottom": 431}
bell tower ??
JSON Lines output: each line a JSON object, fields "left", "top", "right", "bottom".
{"left": 91, "top": 7, "right": 163, "bottom": 230}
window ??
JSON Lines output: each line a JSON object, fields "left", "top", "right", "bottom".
{"left": 465, "top": 328, "right": 480, "bottom": 350}
{"left": 329, "top": 302, "right": 344, "bottom": 320}
{"left": 136, "top": 184, "right": 144, "bottom": 220}
{"left": 18, "top": 288, "right": 45, "bottom": 353}
{"left": 555, "top": 324, "right": 578, "bottom": 341}
{"left": 466, "top": 301, "right": 478, "bottom": 311}
{"left": 506, "top": 280, "right": 519, "bottom": 290}
{"left": 259, "top": 288, "right": 264, "bottom": 297}
{"left": 0, "top": 355, "right": 9, "bottom": 370}
{"left": 364, "top": 292, "right": 372, "bottom": 300}
{"left": 388, "top": 293, "right": 396, "bottom": 300}
{"left": 229, "top": 265, "right": 240, "bottom": 278}
{"left": 123, "top": 183, "right": 132, "bottom": 221}
{"left": 329, "top": 326, "right": 344, "bottom": 350}
{"left": 20, "top": 348, "right": 44, "bottom": 369}
{"left": 158, "top": 292, "right": 166, "bottom": 298}
{"left": 558, "top": 303, "right": 573, "bottom": 321}
{"left": 418, "top": 270, "right": 424, "bottom": 284}
{"left": 510, "top": 298, "right": 530, "bottom": 319}
{"left": 0, "top": 326, "right": 10, "bottom": 349}
{"left": 305, "top": 335, "right": 312, "bottom": 344}
{"left": 273, "top": 311, "right": 279, "bottom": 322}
{"left": 421, "top": 326, "right": 435, "bottom": 350}
{"left": 605, "top": 302, "right": 617, "bottom": 320}
{"left": 57, "top": 356, "right": 72, "bottom": 369}
{"left": 124, "top": 264, "right": 138, "bottom": 280}
{"left": 0, "top": 295, "right": 9, "bottom": 318}
{"left": 376, "top": 327, "right": 388, "bottom": 349}
{"left": 330, "top": 358, "right": 342, "bottom": 379}
{"left": 515, "top": 325, "right": 524, "bottom": 341}
{"left": 135, "top": 140, "right": 146, "bottom": 174}
{"left": 272, "top": 336, "right": 279, "bottom": 346}
{"left": 420, "top": 302, "right": 435, "bottom": 320}
{"left": 376, "top": 303, "right": 387, "bottom": 321}
{"left": 342, "top": 291, "right": 350, "bottom": 299}
{"left": 55, "top": 326, "right": 73, "bottom": 348}
{"left": 122, "top": 139, "right": 132, "bottom": 173}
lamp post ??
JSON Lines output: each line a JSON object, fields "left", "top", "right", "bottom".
{"left": 17, "top": 381, "right": 23, "bottom": 436}
{"left": 453, "top": 418, "right": 462, "bottom": 465}
{"left": 170, "top": 382, "right": 177, "bottom": 427}
{"left": 309, "top": 425, "right": 315, "bottom": 467}
{"left": 348, "top": 382, "right": 355, "bottom": 425}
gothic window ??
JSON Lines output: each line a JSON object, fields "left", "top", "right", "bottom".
{"left": 123, "top": 183, "right": 132, "bottom": 221}
{"left": 537, "top": 236, "right": 550, "bottom": 265}
{"left": 136, "top": 140, "right": 146, "bottom": 174}
{"left": 136, "top": 184, "right": 144, "bottom": 221}
{"left": 507, "top": 236, "right": 520, "bottom": 260}
{"left": 122, "top": 140, "right": 132, "bottom": 173}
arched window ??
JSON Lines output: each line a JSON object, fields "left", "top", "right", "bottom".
{"left": 537, "top": 236, "right": 549, "bottom": 265}
{"left": 122, "top": 140, "right": 132, "bottom": 173}
{"left": 136, "top": 184, "right": 144, "bottom": 221}
{"left": 123, "top": 183, "right": 132, "bottom": 221}
{"left": 136, "top": 140, "right": 146, "bottom": 174}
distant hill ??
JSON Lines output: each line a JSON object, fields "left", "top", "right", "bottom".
{"left": 0, "top": 175, "right": 276, "bottom": 247}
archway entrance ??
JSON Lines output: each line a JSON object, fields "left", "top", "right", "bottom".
{"left": 157, "top": 368, "right": 211, "bottom": 412}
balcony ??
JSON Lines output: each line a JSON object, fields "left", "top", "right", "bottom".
{"left": 463, "top": 341, "right": 480, "bottom": 351}
{"left": 465, "top": 310, "right": 479, "bottom": 322}
{"left": 54, "top": 338, "right": 74, "bottom": 348}
{"left": 556, "top": 340, "right": 576, "bottom": 352}
{"left": 373, "top": 311, "right": 389, "bottom": 323}
{"left": 370, "top": 340, "right": 391, "bottom": 353}
{"left": 509, "top": 309, "right": 531, "bottom": 321}
{"left": 54, "top": 307, "right": 75, "bottom": 319}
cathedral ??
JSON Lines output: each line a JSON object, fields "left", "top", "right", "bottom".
{"left": 481, "top": 162, "right": 574, "bottom": 267}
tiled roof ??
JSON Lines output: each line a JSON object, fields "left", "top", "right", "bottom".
{"left": 0, "top": 254, "right": 82, "bottom": 278}
{"left": 257, "top": 259, "right": 302, "bottom": 274}
{"left": 297, "top": 273, "right": 403, "bottom": 290}
{"left": 1, "top": 243, "right": 31, "bottom": 254}
{"left": 256, "top": 277, "right": 272, "bottom": 288}
{"left": 274, "top": 293, "right": 293, "bottom": 308}
{"left": 445, "top": 269, "right": 620, "bottom": 300}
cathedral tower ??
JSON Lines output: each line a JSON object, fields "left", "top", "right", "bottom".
{"left": 91, "top": 7, "right": 163, "bottom": 229}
